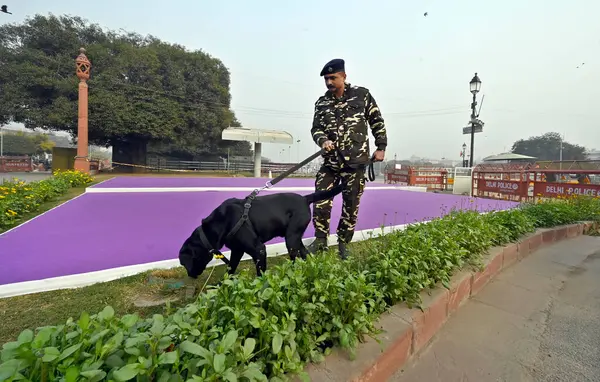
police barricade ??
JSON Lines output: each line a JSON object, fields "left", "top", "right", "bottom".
{"left": 472, "top": 163, "right": 600, "bottom": 201}
{"left": 385, "top": 166, "right": 448, "bottom": 190}
{"left": 0, "top": 156, "right": 33, "bottom": 173}
{"left": 410, "top": 167, "right": 448, "bottom": 191}
{"left": 385, "top": 168, "right": 410, "bottom": 186}
{"left": 528, "top": 168, "right": 600, "bottom": 200}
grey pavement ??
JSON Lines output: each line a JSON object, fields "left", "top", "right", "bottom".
{"left": 0, "top": 172, "right": 51, "bottom": 183}
{"left": 392, "top": 235, "right": 600, "bottom": 382}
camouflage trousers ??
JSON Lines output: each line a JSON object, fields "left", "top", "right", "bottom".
{"left": 312, "top": 164, "right": 366, "bottom": 244}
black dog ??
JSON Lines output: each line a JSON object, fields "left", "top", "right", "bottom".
{"left": 179, "top": 185, "right": 343, "bottom": 279}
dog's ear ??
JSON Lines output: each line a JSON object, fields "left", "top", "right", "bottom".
{"left": 201, "top": 203, "right": 230, "bottom": 248}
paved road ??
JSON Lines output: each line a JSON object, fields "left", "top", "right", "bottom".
{"left": 393, "top": 235, "right": 600, "bottom": 382}
{"left": 0, "top": 172, "right": 51, "bottom": 183}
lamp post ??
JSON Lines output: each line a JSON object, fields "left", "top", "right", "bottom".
{"left": 74, "top": 48, "right": 91, "bottom": 173}
{"left": 461, "top": 143, "right": 467, "bottom": 167}
{"left": 468, "top": 73, "right": 482, "bottom": 168}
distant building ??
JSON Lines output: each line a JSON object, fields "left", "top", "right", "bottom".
{"left": 586, "top": 149, "right": 600, "bottom": 161}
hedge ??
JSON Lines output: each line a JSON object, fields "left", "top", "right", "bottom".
{"left": 0, "top": 196, "right": 599, "bottom": 382}
{"left": 0, "top": 170, "right": 94, "bottom": 230}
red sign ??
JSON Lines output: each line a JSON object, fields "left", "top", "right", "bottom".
{"left": 477, "top": 179, "right": 523, "bottom": 195}
{"left": 413, "top": 176, "right": 444, "bottom": 185}
{"left": 534, "top": 182, "right": 600, "bottom": 198}
{"left": 387, "top": 173, "right": 409, "bottom": 184}
{"left": 0, "top": 157, "right": 33, "bottom": 172}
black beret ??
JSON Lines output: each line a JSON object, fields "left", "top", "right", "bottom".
{"left": 320, "top": 58, "right": 345, "bottom": 76}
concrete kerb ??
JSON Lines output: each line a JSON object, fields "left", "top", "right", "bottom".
{"left": 297, "top": 222, "right": 591, "bottom": 382}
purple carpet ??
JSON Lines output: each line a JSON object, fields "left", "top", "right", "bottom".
{"left": 0, "top": 177, "right": 517, "bottom": 286}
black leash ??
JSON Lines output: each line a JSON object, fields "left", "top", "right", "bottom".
{"left": 366, "top": 156, "right": 377, "bottom": 182}
{"left": 266, "top": 148, "right": 326, "bottom": 188}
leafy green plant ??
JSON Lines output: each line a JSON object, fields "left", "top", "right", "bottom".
{"left": 1, "top": 197, "right": 598, "bottom": 381}
{"left": 0, "top": 170, "right": 93, "bottom": 230}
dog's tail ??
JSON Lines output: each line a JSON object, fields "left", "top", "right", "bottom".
{"left": 304, "top": 184, "right": 344, "bottom": 204}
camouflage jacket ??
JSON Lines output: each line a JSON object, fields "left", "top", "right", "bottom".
{"left": 311, "top": 83, "right": 387, "bottom": 168}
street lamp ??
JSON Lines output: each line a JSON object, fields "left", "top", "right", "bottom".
{"left": 468, "top": 73, "right": 482, "bottom": 167}
{"left": 461, "top": 143, "right": 467, "bottom": 167}
{"left": 469, "top": 73, "right": 481, "bottom": 94}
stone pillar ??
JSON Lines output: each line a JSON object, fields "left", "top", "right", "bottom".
{"left": 74, "top": 48, "right": 91, "bottom": 173}
{"left": 253, "top": 142, "right": 262, "bottom": 178}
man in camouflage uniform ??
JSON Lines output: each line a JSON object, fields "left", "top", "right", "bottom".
{"left": 307, "top": 58, "right": 387, "bottom": 259}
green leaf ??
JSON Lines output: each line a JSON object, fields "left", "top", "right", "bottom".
{"left": 157, "top": 370, "right": 172, "bottom": 382}
{"left": 88, "top": 329, "right": 110, "bottom": 345}
{"left": 58, "top": 343, "right": 82, "bottom": 362}
{"left": 243, "top": 338, "right": 256, "bottom": 359}
{"left": 223, "top": 371, "right": 238, "bottom": 382}
{"left": 221, "top": 330, "right": 238, "bottom": 351}
{"left": 105, "top": 354, "right": 126, "bottom": 368}
{"left": 65, "top": 365, "right": 79, "bottom": 382}
{"left": 17, "top": 329, "right": 33, "bottom": 344}
{"left": 32, "top": 328, "right": 53, "bottom": 349}
{"left": 241, "top": 366, "right": 267, "bottom": 381}
{"left": 158, "top": 350, "right": 179, "bottom": 365}
{"left": 150, "top": 319, "right": 165, "bottom": 336}
{"left": 339, "top": 330, "right": 349, "bottom": 348}
{"left": 180, "top": 341, "right": 211, "bottom": 359}
{"left": 139, "top": 356, "right": 153, "bottom": 369}
{"left": 260, "top": 288, "right": 274, "bottom": 300}
{"left": 190, "top": 329, "right": 201, "bottom": 336}
{"left": 120, "top": 314, "right": 139, "bottom": 329}
{"left": 42, "top": 347, "right": 60, "bottom": 362}
{"left": 213, "top": 353, "right": 226, "bottom": 374}
{"left": 272, "top": 333, "right": 283, "bottom": 355}
{"left": 78, "top": 311, "right": 90, "bottom": 331}
{"left": 0, "top": 359, "right": 21, "bottom": 380}
{"left": 297, "top": 371, "right": 311, "bottom": 382}
{"left": 98, "top": 306, "right": 115, "bottom": 321}
{"left": 80, "top": 369, "right": 107, "bottom": 382}
{"left": 102, "top": 331, "right": 124, "bottom": 355}
{"left": 113, "top": 363, "right": 141, "bottom": 381}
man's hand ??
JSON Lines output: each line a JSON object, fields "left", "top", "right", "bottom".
{"left": 321, "top": 140, "right": 335, "bottom": 151}
{"left": 373, "top": 149, "right": 385, "bottom": 162}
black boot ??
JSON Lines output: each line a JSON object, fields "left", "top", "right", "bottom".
{"left": 307, "top": 237, "right": 328, "bottom": 254}
{"left": 338, "top": 242, "right": 348, "bottom": 260}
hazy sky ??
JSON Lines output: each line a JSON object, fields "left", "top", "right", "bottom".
{"left": 2, "top": 0, "right": 599, "bottom": 162}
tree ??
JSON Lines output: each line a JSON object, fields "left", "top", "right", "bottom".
{"left": 511, "top": 132, "right": 587, "bottom": 161}
{"left": 0, "top": 14, "right": 250, "bottom": 170}
{"left": 1, "top": 131, "right": 55, "bottom": 155}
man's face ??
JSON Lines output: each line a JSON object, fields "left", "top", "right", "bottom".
{"left": 324, "top": 72, "right": 346, "bottom": 93}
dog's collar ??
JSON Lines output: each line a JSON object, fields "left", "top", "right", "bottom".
{"left": 196, "top": 226, "right": 229, "bottom": 264}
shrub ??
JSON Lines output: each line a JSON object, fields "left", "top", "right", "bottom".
{"left": 0, "top": 197, "right": 598, "bottom": 381}
{"left": 0, "top": 170, "right": 94, "bottom": 230}
{"left": 521, "top": 195, "right": 600, "bottom": 228}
